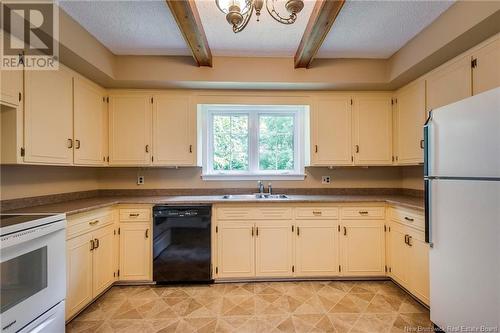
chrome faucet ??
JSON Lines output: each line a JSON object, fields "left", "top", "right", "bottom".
{"left": 258, "top": 181, "right": 264, "bottom": 194}
{"left": 268, "top": 183, "right": 272, "bottom": 195}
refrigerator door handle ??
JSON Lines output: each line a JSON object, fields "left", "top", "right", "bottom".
{"left": 425, "top": 179, "right": 432, "bottom": 246}
{"left": 423, "top": 110, "right": 433, "bottom": 178}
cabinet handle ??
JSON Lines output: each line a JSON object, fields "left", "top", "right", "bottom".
{"left": 145, "top": 145, "right": 149, "bottom": 153}
{"left": 90, "top": 239, "right": 95, "bottom": 251}
{"left": 94, "top": 238, "right": 100, "bottom": 249}
{"left": 292, "top": 225, "right": 294, "bottom": 232}
{"left": 75, "top": 139, "right": 81, "bottom": 149}
{"left": 404, "top": 234, "right": 409, "bottom": 245}
{"left": 312, "top": 211, "right": 322, "bottom": 216}
{"left": 67, "top": 138, "right": 73, "bottom": 148}
{"left": 420, "top": 140, "right": 425, "bottom": 149}
{"left": 189, "top": 145, "right": 193, "bottom": 153}
{"left": 251, "top": 226, "right": 254, "bottom": 237}
{"left": 355, "top": 145, "right": 360, "bottom": 153}
{"left": 297, "top": 226, "right": 300, "bottom": 236}
{"left": 129, "top": 213, "right": 140, "bottom": 217}
{"left": 343, "top": 226, "right": 347, "bottom": 236}
{"left": 358, "top": 211, "right": 369, "bottom": 215}
{"left": 145, "top": 228, "right": 149, "bottom": 238}
{"left": 404, "top": 216, "right": 414, "bottom": 222}
{"left": 315, "top": 145, "right": 318, "bottom": 153}
{"left": 407, "top": 235, "right": 413, "bottom": 247}
{"left": 256, "top": 227, "right": 259, "bottom": 237}
{"left": 88, "top": 220, "right": 99, "bottom": 226}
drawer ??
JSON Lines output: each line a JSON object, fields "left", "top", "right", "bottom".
{"left": 255, "top": 207, "right": 292, "bottom": 220}
{"left": 217, "top": 207, "right": 254, "bottom": 220}
{"left": 67, "top": 209, "right": 114, "bottom": 239}
{"left": 295, "top": 207, "right": 339, "bottom": 219}
{"left": 389, "top": 207, "right": 424, "bottom": 231}
{"left": 217, "top": 206, "right": 292, "bottom": 220}
{"left": 341, "top": 206, "right": 385, "bottom": 219}
{"left": 119, "top": 208, "right": 151, "bottom": 222}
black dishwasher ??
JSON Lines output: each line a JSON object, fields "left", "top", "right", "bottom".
{"left": 152, "top": 205, "right": 212, "bottom": 284}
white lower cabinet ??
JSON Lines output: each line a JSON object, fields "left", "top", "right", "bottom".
{"left": 255, "top": 221, "right": 293, "bottom": 277}
{"left": 119, "top": 222, "right": 152, "bottom": 281}
{"left": 387, "top": 207, "right": 429, "bottom": 305}
{"left": 340, "top": 219, "right": 386, "bottom": 276}
{"left": 217, "top": 222, "right": 255, "bottom": 278}
{"left": 295, "top": 221, "right": 339, "bottom": 277}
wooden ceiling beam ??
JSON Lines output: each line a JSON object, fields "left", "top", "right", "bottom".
{"left": 294, "top": 0, "right": 345, "bottom": 69}
{"left": 166, "top": 0, "right": 213, "bottom": 67}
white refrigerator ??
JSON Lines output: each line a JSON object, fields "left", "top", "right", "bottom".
{"left": 424, "top": 87, "right": 500, "bottom": 331}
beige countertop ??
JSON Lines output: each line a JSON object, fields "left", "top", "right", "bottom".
{"left": 3, "top": 194, "right": 424, "bottom": 215}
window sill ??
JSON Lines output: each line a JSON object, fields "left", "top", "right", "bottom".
{"left": 201, "top": 174, "right": 306, "bottom": 181}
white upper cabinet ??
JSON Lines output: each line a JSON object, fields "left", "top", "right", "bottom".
{"left": 426, "top": 55, "right": 472, "bottom": 113}
{"left": 108, "top": 94, "right": 152, "bottom": 166}
{"left": 394, "top": 80, "right": 426, "bottom": 165}
{"left": 1, "top": 69, "right": 23, "bottom": 107}
{"left": 311, "top": 95, "right": 353, "bottom": 166}
{"left": 472, "top": 37, "right": 500, "bottom": 95}
{"left": 24, "top": 66, "right": 74, "bottom": 165}
{"left": 352, "top": 94, "right": 393, "bottom": 165}
{"left": 73, "top": 76, "right": 106, "bottom": 166}
{"left": 152, "top": 94, "right": 195, "bottom": 166}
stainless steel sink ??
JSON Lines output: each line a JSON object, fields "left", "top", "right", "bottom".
{"left": 221, "top": 194, "right": 289, "bottom": 200}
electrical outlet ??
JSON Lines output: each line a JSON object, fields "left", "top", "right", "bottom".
{"left": 137, "top": 176, "right": 145, "bottom": 185}
{"left": 321, "top": 176, "right": 331, "bottom": 184}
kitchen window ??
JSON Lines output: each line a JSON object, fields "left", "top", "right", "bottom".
{"left": 201, "top": 105, "right": 308, "bottom": 180}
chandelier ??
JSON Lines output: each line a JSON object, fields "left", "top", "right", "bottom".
{"left": 215, "top": 0, "right": 305, "bottom": 33}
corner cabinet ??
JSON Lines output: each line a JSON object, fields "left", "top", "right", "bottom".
{"left": 152, "top": 94, "right": 196, "bottom": 166}
{"left": 108, "top": 94, "right": 152, "bottom": 166}
{"left": 352, "top": 94, "right": 393, "bottom": 165}
{"left": 73, "top": 76, "right": 107, "bottom": 166}
{"left": 24, "top": 66, "right": 74, "bottom": 164}
{"left": 311, "top": 95, "right": 353, "bottom": 166}
{"left": 393, "top": 80, "right": 426, "bottom": 165}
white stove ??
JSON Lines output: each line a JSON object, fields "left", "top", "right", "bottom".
{"left": 0, "top": 213, "right": 66, "bottom": 333}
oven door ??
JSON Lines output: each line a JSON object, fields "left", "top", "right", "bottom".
{"left": 0, "top": 221, "right": 66, "bottom": 333}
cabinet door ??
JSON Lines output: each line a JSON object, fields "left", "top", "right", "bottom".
{"left": 217, "top": 222, "right": 255, "bottom": 278}
{"left": 295, "top": 221, "right": 339, "bottom": 277}
{"left": 109, "top": 95, "right": 151, "bottom": 165}
{"left": 388, "top": 223, "right": 410, "bottom": 286}
{"left": 119, "top": 223, "right": 152, "bottom": 281}
{"left": 353, "top": 95, "right": 393, "bottom": 165}
{"left": 395, "top": 81, "right": 426, "bottom": 164}
{"left": 472, "top": 38, "right": 500, "bottom": 95}
{"left": 74, "top": 76, "right": 106, "bottom": 165}
{"left": 426, "top": 56, "right": 471, "bottom": 113}
{"left": 66, "top": 233, "right": 93, "bottom": 320}
{"left": 311, "top": 96, "right": 352, "bottom": 166}
{"left": 255, "top": 221, "right": 293, "bottom": 277}
{"left": 24, "top": 67, "right": 73, "bottom": 164}
{"left": 152, "top": 95, "right": 195, "bottom": 166}
{"left": 92, "top": 225, "right": 115, "bottom": 297}
{"left": 341, "top": 220, "right": 385, "bottom": 276}
{"left": 1, "top": 69, "right": 23, "bottom": 106}
{"left": 407, "top": 229, "right": 430, "bottom": 305}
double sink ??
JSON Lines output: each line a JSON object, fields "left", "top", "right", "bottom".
{"left": 221, "top": 194, "right": 289, "bottom": 200}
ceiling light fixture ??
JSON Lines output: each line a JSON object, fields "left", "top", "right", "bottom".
{"left": 215, "top": 0, "right": 304, "bottom": 33}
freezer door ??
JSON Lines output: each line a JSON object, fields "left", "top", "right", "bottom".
{"left": 427, "top": 87, "right": 500, "bottom": 178}
{"left": 429, "top": 179, "right": 500, "bottom": 330}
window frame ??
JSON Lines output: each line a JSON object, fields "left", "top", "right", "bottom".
{"left": 201, "top": 104, "right": 306, "bottom": 180}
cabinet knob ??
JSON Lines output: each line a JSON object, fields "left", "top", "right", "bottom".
{"left": 89, "top": 220, "right": 99, "bottom": 226}
{"left": 129, "top": 213, "right": 140, "bottom": 217}
{"left": 404, "top": 216, "right": 414, "bottom": 222}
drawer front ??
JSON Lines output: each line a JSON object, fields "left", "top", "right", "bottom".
{"left": 119, "top": 209, "right": 151, "bottom": 222}
{"left": 67, "top": 209, "right": 114, "bottom": 239}
{"left": 217, "top": 207, "right": 254, "bottom": 220}
{"left": 295, "top": 207, "right": 339, "bottom": 220}
{"left": 217, "top": 206, "right": 292, "bottom": 220}
{"left": 255, "top": 207, "right": 292, "bottom": 220}
{"left": 389, "top": 207, "right": 424, "bottom": 231}
{"left": 341, "top": 207, "right": 385, "bottom": 220}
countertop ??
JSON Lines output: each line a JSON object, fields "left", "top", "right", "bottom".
{"left": 3, "top": 194, "right": 424, "bottom": 215}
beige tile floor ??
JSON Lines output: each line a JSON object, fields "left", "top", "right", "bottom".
{"left": 66, "top": 280, "right": 431, "bottom": 333}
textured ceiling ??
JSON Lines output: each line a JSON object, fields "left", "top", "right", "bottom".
{"left": 59, "top": 0, "right": 190, "bottom": 56}
{"left": 195, "top": 0, "right": 315, "bottom": 57}
{"left": 317, "top": 0, "right": 455, "bottom": 59}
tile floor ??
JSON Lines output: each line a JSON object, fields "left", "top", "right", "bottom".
{"left": 66, "top": 280, "right": 431, "bottom": 333}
